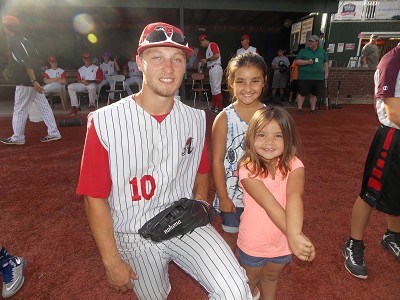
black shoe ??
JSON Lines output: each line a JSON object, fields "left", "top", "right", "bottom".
{"left": 342, "top": 239, "right": 368, "bottom": 279}
{"left": 310, "top": 109, "right": 320, "bottom": 114}
{"left": 296, "top": 109, "right": 304, "bottom": 115}
{"left": 380, "top": 232, "right": 400, "bottom": 261}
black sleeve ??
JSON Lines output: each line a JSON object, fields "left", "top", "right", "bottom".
{"left": 10, "top": 37, "right": 38, "bottom": 69}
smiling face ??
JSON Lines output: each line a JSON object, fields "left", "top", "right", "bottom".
{"left": 137, "top": 46, "right": 186, "bottom": 98}
{"left": 233, "top": 65, "right": 265, "bottom": 106}
{"left": 254, "top": 119, "right": 284, "bottom": 163}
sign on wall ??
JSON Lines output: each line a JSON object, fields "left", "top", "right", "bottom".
{"left": 290, "top": 21, "right": 301, "bottom": 52}
{"left": 333, "top": 1, "right": 364, "bottom": 20}
{"left": 300, "top": 18, "right": 314, "bottom": 44}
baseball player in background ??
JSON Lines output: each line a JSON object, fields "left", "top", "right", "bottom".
{"left": 0, "top": 15, "right": 61, "bottom": 145}
{"left": 67, "top": 52, "right": 103, "bottom": 116}
{"left": 199, "top": 34, "right": 224, "bottom": 113}
{"left": 236, "top": 34, "right": 257, "bottom": 55}
{"left": 43, "top": 55, "right": 66, "bottom": 96}
{"left": 343, "top": 44, "right": 400, "bottom": 279}
{"left": 77, "top": 22, "right": 251, "bottom": 300}
{"left": 123, "top": 51, "right": 142, "bottom": 95}
{"left": 97, "top": 51, "right": 120, "bottom": 101}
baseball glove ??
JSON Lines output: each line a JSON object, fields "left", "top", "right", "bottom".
{"left": 138, "top": 198, "right": 217, "bottom": 242}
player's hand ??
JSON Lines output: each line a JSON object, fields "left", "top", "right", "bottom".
{"left": 218, "top": 196, "right": 236, "bottom": 213}
{"left": 201, "top": 58, "right": 207, "bottom": 66}
{"left": 105, "top": 259, "right": 138, "bottom": 293}
{"left": 33, "top": 81, "right": 44, "bottom": 93}
{"left": 288, "top": 232, "right": 315, "bottom": 262}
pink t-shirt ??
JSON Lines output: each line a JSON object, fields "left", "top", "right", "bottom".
{"left": 237, "top": 157, "right": 304, "bottom": 258}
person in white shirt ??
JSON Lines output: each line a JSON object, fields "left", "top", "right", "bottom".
{"left": 67, "top": 52, "right": 103, "bottom": 116}
{"left": 97, "top": 51, "right": 120, "bottom": 101}
{"left": 236, "top": 34, "right": 257, "bottom": 55}
{"left": 43, "top": 55, "right": 66, "bottom": 96}
{"left": 123, "top": 51, "right": 143, "bottom": 95}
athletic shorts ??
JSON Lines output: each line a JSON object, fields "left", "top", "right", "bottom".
{"left": 297, "top": 80, "right": 324, "bottom": 98}
{"left": 220, "top": 207, "right": 244, "bottom": 233}
{"left": 360, "top": 124, "right": 400, "bottom": 215}
{"left": 272, "top": 73, "right": 288, "bottom": 89}
{"left": 237, "top": 248, "right": 292, "bottom": 268}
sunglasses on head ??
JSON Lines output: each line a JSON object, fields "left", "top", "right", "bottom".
{"left": 144, "top": 28, "right": 188, "bottom": 47}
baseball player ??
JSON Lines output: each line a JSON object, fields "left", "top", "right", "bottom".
{"left": 236, "top": 34, "right": 257, "bottom": 55}
{"left": 67, "top": 52, "right": 103, "bottom": 116}
{"left": 43, "top": 56, "right": 66, "bottom": 96}
{"left": 343, "top": 44, "right": 400, "bottom": 279}
{"left": 0, "top": 15, "right": 61, "bottom": 145}
{"left": 123, "top": 51, "right": 142, "bottom": 95}
{"left": 97, "top": 51, "right": 120, "bottom": 101}
{"left": 77, "top": 22, "right": 251, "bottom": 300}
{"left": 199, "top": 34, "right": 223, "bottom": 113}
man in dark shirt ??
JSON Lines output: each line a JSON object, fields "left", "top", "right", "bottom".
{"left": 0, "top": 15, "right": 61, "bottom": 145}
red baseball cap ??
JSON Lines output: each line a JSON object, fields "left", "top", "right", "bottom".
{"left": 198, "top": 34, "right": 207, "bottom": 42}
{"left": 48, "top": 56, "right": 57, "bottom": 63}
{"left": 2, "top": 15, "right": 20, "bottom": 26}
{"left": 82, "top": 52, "right": 92, "bottom": 59}
{"left": 241, "top": 34, "right": 250, "bottom": 41}
{"left": 137, "top": 22, "right": 193, "bottom": 56}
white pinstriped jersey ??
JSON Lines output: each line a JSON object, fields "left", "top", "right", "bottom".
{"left": 44, "top": 68, "right": 65, "bottom": 79}
{"left": 77, "top": 64, "right": 100, "bottom": 80}
{"left": 127, "top": 61, "right": 142, "bottom": 77}
{"left": 236, "top": 46, "right": 257, "bottom": 55}
{"left": 206, "top": 42, "right": 221, "bottom": 67}
{"left": 93, "top": 97, "right": 206, "bottom": 234}
{"left": 100, "top": 61, "right": 117, "bottom": 78}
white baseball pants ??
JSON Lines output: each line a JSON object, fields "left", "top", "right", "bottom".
{"left": 11, "top": 85, "right": 60, "bottom": 142}
{"left": 97, "top": 78, "right": 115, "bottom": 100}
{"left": 43, "top": 82, "right": 63, "bottom": 96}
{"left": 209, "top": 65, "right": 223, "bottom": 95}
{"left": 124, "top": 76, "right": 142, "bottom": 95}
{"left": 116, "top": 224, "right": 252, "bottom": 300}
{"left": 67, "top": 83, "right": 97, "bottom": 107}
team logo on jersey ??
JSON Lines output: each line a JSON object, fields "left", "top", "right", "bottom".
{"left": 182, "top": 137, "right": 194, "bottom": 156}
{"left": 155, "top": 25, "right": 174, "bottom": 38}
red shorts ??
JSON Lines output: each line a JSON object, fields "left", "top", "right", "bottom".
{"left": 360, "top": 125, "right": 400, "bottom": 215}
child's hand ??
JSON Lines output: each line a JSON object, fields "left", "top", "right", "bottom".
{"left": 288, "top": 232, "right": 315, "bottom": 262}
{"left": 218, "top": 196, "right": 236, "bottom": 213}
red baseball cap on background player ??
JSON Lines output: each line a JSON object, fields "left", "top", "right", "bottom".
{"left": 82, "top": 52, "right": 92, "bottom": 60}
{"left": 241, "top": 34, "right": 250, "bottom": 41}
{"left": 48, "top": 55, "right": 57, "bottom": 63}
{"left": 137, "top": 22, "right": 193, "bottom": 57}
{"left": 198, "top": 34, "right": 207, "bottom": 42}
{"left": 2, "top": 15, "right": 21, "bottom": 33}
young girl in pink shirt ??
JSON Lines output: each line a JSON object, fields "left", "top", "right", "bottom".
{"left": 237, "top": 106, "right": 315, "bottom": 299}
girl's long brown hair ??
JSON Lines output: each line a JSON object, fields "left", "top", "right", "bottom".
{"left": 238, "top": 106, "right": 301, "bottom": 178}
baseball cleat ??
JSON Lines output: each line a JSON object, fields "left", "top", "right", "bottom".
{"left": 68, "top": 106, "right": 81, "bottom": 117}
{"left": 1, "top": 256, "right": 27, "bottom": 299}
{"left": 342, "top": 239, "right": 368, "bottom": 279}
{"left": 380, "top": 232, "right": 400, "bottom": 261}
{"left": 0, "top": 137, "right": 25, "bottom": 145}
{"left": 39, "top": 135, "right": 62, "bottom": 143}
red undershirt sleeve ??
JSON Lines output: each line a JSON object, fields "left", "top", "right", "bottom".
{"left": 76, "top": 119, "right": 111, "bottom": 198}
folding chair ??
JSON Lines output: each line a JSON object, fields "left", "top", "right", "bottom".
{"left": 48, "top": 84, "right": 67, "bottom": 111}
{"left": 191, "top": 72, "right": 210, "bottom": 109}
{"left": 106, "top": 75, "right": 127, "bottom": 105}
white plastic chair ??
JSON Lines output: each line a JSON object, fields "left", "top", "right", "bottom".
{"left": 106, "top": 75, "right": 126, "bottom": 105}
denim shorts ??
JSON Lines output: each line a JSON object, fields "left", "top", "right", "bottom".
{"left": 238, "top": 247, "right": 292, "bottom": 268}
{"left": 220, "top": 207, "right": 244, "bottom": 233}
